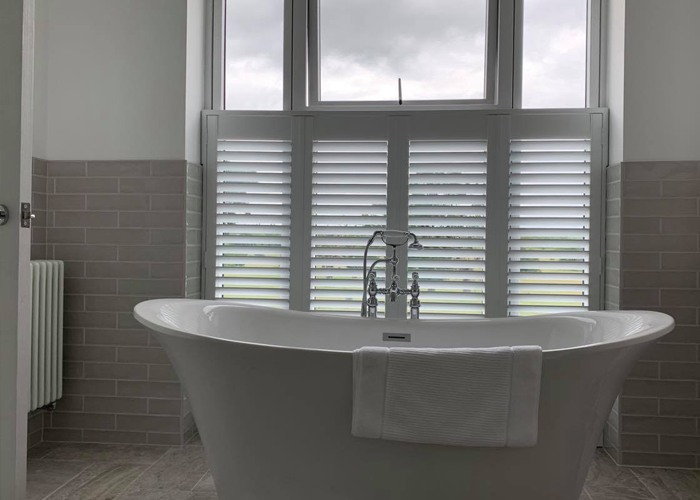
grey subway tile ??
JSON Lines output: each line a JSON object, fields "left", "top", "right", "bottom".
{"left": 118, "top": 279, "right": 183, "bottom": 296}
{"left": 48, "top": 161, "right": 87, "bottom": 177}
{"left": 84, "top": 362, "right": 148, "bottom": 381}
{"left": 86, "top": 228, "right": 150, "bottom": 245}
{"left": 661, "top": 217, "right": 700, "bottom": 235}
{"left": 46, "top": 228, "right": 86, "bottom": 244}
{"left": 63, "top": 312, "right": 117, "bottom": 329}
{"left": 117, "top": 415, "right": 180, "bottom": 433}
{"left": 87, "top": 194, "right": 150, "bottom": 211}
{"left": 623, "top": 379, "right": 697, "bottom": 399}
{"left": 119, "top": 246, "right": 184, "bottom": 263}
{"left": 117, "top": 347, "right": 171, "bottom": 365}
{"left": 63, "top": 345, "right": 116, "bottom": 363}
{"left": 82, "top": 430, "right": 148, "bottom": 445}
{"left": 54, "top": 211, "right": 118, "bottom": 228}
{"left": 663, "top": 180, "right": 700, "bottom": 198}
{"left": 622, "top": 235, "right": 697, "bottom": 252}
{"left": 148, "top": 365, "right": 178, "bottom": 382}
{"left": 660, "top": 361, "right": 700, "bottom": 380}
{"left": 619, "top": 434, "right": 659, "bottom": 452}
{"left": 661, "top": 289, "right": 700, "bottom": 307}
{"left": 53, "top": 245, "right": 118, "bottom": 262}
{"left": 150, "top": 263, "right": 184, "bottom": 279}
{"left": 51, "top": 412, "right": 116, "bottom": 430}
{"left": 623, "top": 161, "right": 699, "bottom": 181}
{"left": 120, "top": 178, "right": 184, "bottom": 194}
{"left": 622, "top": 271, "right": 697, "bottom": 289}
{"left": 623, "top": 181, "right": 662, "bottom": 198}
{"left": 621, "top": 416, "right": 697, "bottom": 435}
{"left": 85, "top": 295, "right": 147, "bottom": 312}
{"left": 62, "top": 378, "right": 116, "bottom": 396}
{"left": 85, "top": 329, "right": 149, "bottom": 347}
{"left": 620, "top": 397, "right": 659, "bottom": 416}
{"left": 119, "top": 212, "right": 184, "bottom": 228}
{"left": 151, "top": 160, "right": 186, "bottom": 177}
{"left": 55, "top": 178, "right": 119, "bottom": 194}
{"left": 84, "top": 396, "right": 148, "bottom": 414}
{"left": 660, "top": 399, "right": 700, "bottom": 417}
{"left": 623, "top": 199, "right": 697, "bottom": 217}
{"left": 147, "top": 399, "right": 181, "bottom": 416}
{"left": 150, "top": 194, "right": 185, "bottom": 211}
{"left": 621, "top": 253, "right": 660, "bottom": 270}
{"left": 116, "top": 381, "right": 181, "bottom": 399}
{"left": 150, "top": 229, "right": 185, "bottom": 245}
{"left": 65, "top": 278, "right": 118, "bottom": 295}
{"left": 88, "top": 161, "right": 151, "bottom": 177}
{"left": 48, "top": 194, "right": 87, "bottom": 211}
{"left": 86, "top": 262, "right": 149, "bottom": 279}
{"left": 642, "top": 343, "right": 697, "bottom": 362}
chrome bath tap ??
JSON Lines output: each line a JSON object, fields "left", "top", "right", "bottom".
{"left": 361, "top": 230, "right": 423, "bottom": 319}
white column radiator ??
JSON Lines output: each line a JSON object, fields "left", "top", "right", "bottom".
{"left": 29, "top": 260, "right": 64, "bottom": 412}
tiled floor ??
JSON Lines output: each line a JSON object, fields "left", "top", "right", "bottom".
{"left": 26, "top": 442, "right": 700, "bottom": 500}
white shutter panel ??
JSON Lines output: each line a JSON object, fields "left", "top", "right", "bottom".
{"left": 215, "top": 139, "right": 292, "bottom": 308}
{"left": 310, "top": 141, "right": 388, "bottom": 316}
{"left": 507, "top": 139, "right": 591, "bottom": 316}
{"left": 408, "top": 140, "right": 487, "bottom": 318}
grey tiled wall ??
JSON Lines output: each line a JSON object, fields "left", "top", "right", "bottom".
{"left": 605, "top": 161, "right": 700, "bottom": 469}
{"left": 35, "top": 159, "right": 203, "bottom": 446}
{"left": 31, "top": 158, "right": 49, "bottom": 260}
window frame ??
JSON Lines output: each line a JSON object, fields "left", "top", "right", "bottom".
{"left": 209, "top": 0, "right": 602, "bottom": 111}
{"left": 202, "top": 108, "right": 608, "bottom": 318}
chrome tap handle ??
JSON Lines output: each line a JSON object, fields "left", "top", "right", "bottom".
{"left": 367, "top": 272, "right": 378, "bottom": 318}
{"left": 410, "top": 272, "right": 420, "bottom": 319}
{"left": 389, "top": 275, "right": 401, "bottom": 302}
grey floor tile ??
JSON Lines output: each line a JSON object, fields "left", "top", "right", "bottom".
{"left": 27, "top": 443, "right": 64, "bottom": 460}
{"left": 192, "top": 472, "right": 215, "bottom": 492}
{"left": 115, "top": 487, "right": 201, "bottom": 500}
{"left": 42, "top": 443, "right": 170, "bottom": 465}
{"left": 631, "top": 468, "right": 700, "bottom": 500}
{"left": 580, "top": 488, "right": 593, "bottom": 500}
{"left": 26, "top": 460, "right": 92, "bottom": 500}
{"left": 128, "top": 445, "right": 209, "bottom": 491}
{"left": 585, "top": 450, "right": 655, "bottom": 499}
{"left": 45, "top": 462, "right": 148, "bottom": 500}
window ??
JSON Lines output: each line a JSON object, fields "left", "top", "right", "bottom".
{"left": 214, "top": 1, "right": 602, "bottom": 110}
{"left": 313, "top": 0, "right": 492, "bottom": 103}
{"left": 205, "top": 2, "right": 606, "bottom": 318}
{"left": 224, "top": 0, "right": 286, "bottom": 109}
{"left": 204, "top": 111, "right": 606, "bottom": 318}
{"left": 520, "top": 0, "right": 588, "bottom": 108}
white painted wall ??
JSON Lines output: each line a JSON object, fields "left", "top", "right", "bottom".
{"left": 606, "top": 0, "right": 700, "bottom": 162}
{"left": 33, "top": 0, "right": 206, "bottom": 162}
{"left": 186, "top": 0, "right": 206, "bottom": 164}
{"left": 602, "top": 0, "right": 625, "bottom": 166}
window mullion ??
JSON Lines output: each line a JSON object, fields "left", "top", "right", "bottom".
{"left": 203, "top": 115, "right": 220, "bottom": 299}
{"left": 385, "top": 116, "right": 410, "bottom": 319}
{"left": 291, "top": 0, "right": 310, "bottom": 110}
{"left": 588, "top": 113, "right": 605, "bottom": 310}
{"left": 485, "top": 114, "right": 510, "bottom": 317}
{"left": 497, "top": 0, "right": 517, "bottom": 109}
{"left": 289, "top": 116, "right": 309, "bottom": 310}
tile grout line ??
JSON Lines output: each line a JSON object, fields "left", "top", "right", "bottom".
{"left": 112, "top": 446, "right": 175, "bottom": 500}
{"left": 191, "top": 470, "right": 210, "bottom": 492}
{"left": 628, "top": 467, "right": 661, "bottom": 500}
{"left": 40, "top": 461, "right": 95, "bottom": 500}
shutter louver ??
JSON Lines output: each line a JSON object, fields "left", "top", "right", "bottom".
{"left": 310, "top": 141, "right": 388, "bottom": 316}
{"left": 215, "top": 139, "right": 292, "bottom": 308}
{"left": 408, "top": 140, "right": 487, "bottom": 318}
{"left": 507, "top": 139, "right": 591, "bottom": 316}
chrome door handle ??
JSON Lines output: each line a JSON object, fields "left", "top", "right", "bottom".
{"left": 0, "top": 204, "right": 8, "bottom": 226}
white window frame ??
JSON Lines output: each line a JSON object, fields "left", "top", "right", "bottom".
{"left": 207, "top": 0, "right": 602, "bottom": 111}
{"left": 202, "top": 109, "right": 609, "bottom": 318}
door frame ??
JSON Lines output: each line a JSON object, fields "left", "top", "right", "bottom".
{"left": 0, "top": 0, "right": 35, "bottom": 498}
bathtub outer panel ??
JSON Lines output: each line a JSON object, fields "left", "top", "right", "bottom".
{"left": 155, "top": 330, "right": 652, "bottom": 500}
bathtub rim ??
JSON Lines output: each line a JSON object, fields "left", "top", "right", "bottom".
{"left": 133, "top": 299, "right": 674, "bottom": 359}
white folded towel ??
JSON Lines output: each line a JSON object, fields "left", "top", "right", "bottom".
{"left": 352, "top": 345, "right": 543, "bottom": 447}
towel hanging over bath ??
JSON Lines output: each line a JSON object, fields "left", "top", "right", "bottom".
{"left": 351, "top": 345, "right": 543, "bottom": 447}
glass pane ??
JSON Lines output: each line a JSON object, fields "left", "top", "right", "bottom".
{"left": 225, "top": 0, "right": 284, "bottom": 110}
{"left": 521, "top": 0, "right": 587, "bottom": 109}
{"left": 318, "top": 0, "right": 488, "bottom": 102}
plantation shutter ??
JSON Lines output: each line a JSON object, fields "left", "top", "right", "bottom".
{"left": 407, "top": 140, "right": 488, "bottom": 318}
{"left": 309, "top": 140, "right": 389, "bottom": 316}
{"left": 507, "top": 138, "right": 592, "bottom": 316}
{"left": 214, "top": 123, "right": 293, "bottom": 307}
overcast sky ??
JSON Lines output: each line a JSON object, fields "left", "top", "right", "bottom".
{"left": 225, "top": 0, "right": 587, "bottom": 109}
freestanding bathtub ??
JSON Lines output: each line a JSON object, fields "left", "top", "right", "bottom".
{"left": 134, "top": 300, "right": 674, "bottom": 500}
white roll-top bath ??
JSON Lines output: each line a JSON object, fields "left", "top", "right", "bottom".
{"left": 134, "top": 300, "right": 673, "bottom": 500}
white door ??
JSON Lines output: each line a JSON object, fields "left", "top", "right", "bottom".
{"left": 0, "top": 0, "right": 34, "bottom": 498}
